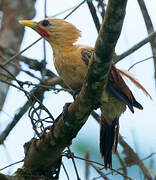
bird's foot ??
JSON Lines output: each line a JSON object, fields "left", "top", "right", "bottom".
{"left": 72, "top": 88, "right": 81, "bottom": 100}
{"left": 62, "top": 102, "right": 71, "bottom": 122}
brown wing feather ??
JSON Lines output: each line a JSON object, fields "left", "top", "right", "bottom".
{"left": 81, "top": 49, "right": 143, "bottom": 112}
{"left": 118, "top": 69, "right": 152, "bottom": 100}
{"left": 107, "top": 64, "right": 143, "bottom": 112}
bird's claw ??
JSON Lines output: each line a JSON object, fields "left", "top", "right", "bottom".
{"left": 62, "top": 102, "right": 71, "bottom": 122}
{"left": 73, "top": 88, "right": 81, "bottom": 100}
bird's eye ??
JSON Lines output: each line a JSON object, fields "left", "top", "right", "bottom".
{"left": 42, "top": 20, "right": 50, "bottom": 27}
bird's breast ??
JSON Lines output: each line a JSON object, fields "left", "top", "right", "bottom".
{"left": 53, "top": 49, "right": 88, "bottom": 90}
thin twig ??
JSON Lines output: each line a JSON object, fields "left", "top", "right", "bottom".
{"left": 0, "top": 46, "right": 54, "bottom": 79}
{"left": 0, "top": 159, "right": 24, "bottom": 171}
{"left": 115, "top": 31, "right": 156, "bottom": 63}
{"left": 128, "top": 56, "right": 154, "bottom": 71}
{"left": 142, "top": 152, "right": 156, "bottom": 161}
{"left": 44, "top": 0, "right": 47, "bottom": 18}
{"left": 64, "top": 150, "right": 155, "bottom": 179}
{"left": 61, "top": 162, "right": 70, "bottom": 180}
{"left": 0, "top": 64, "right": 16, "bottom": 79}
{"left": 3, "top": 38, "right": 42, "bottom": 67}
{"left": 67, "top": 147, "right": 81, "bottom": 180}
{"left": 63, "top": 152, "right": 104, "bottom": 167}
{"left": 64, "top": 0, "right": 86, "bottom": 20}
{"left": 115, "top": 151, "right": 127, "bottom": 180}
{"left": 36, "top": 0, "right": 48, "bottom": 136}
{"left": 51, "top": 5, "right": 80, "bottom": 18}
{"left": 111, "top": 168, "right": 132, "bottom": 180}
{"left": 0, "top": 78, "right": 28, "bottom": 93}
{"left": 20, "top": 70, "right": 41, "bottom": 81}
{"left": 137, "top": 0, "right": 156, "bottom": 80}
{"left": 85, "top": 152, "right": 90, "bottom": 180}
{"left": 87, "top": 0, "right": 101, "bottom": 33}
{"left": 91, "top": 111, "right": 100, "bottom": 123}
{"left": 64, "top": 152, "right": 131, "bottom": 179}
{"left": 89, "top": 163, "right": 109, "bottom": 180}
{"left": 28, "top": 106, "right": 42, "bottom": 137}
{"left": 0, "top": 72, "right": 13, "bottom": 81}
{"left": 42, "top": 0, "right": 47, "bottom": 74}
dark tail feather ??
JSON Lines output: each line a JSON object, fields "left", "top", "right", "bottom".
{"left": 107, "top": 84, "right": 143, "bottom": 113}
{"left": 133, "top": 98, "right": 143, "bottom": 110}
{"left": 100, "top": 115, "right": 119, "bottom": 169}
{"left": 106, "top": 84, "right": 134, "bottom": 113}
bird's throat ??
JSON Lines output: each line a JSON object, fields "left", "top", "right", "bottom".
{"left": 37, "top": 27, "right": 50, "bottom": 38}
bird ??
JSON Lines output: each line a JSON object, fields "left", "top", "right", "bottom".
{"left": 19, "top": 18, "right": 151, "bottom": 169}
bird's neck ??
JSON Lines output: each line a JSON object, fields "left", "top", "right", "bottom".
{"left": 50, "top": 43, "right": 77, "bottom": 56}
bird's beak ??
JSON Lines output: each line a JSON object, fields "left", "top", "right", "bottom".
{"left": 19, "top": 20, "right": 38, "bottom": 29}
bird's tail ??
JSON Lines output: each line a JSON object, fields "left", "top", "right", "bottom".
{"left": 100, "top": 115, "right": 119, "bottom": 169}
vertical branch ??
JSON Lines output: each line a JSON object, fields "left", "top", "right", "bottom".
{"left": 137, "top": 0, "right": 156, "bottom": 83}
{"left": 43, "top": 0, "right": 47, "bottom": 64}
{"left": 87, "top": 0, "right": 101, "bottom": 33}
{"left": 67, "top": 147, "right": 81, "bottom": 180}
{"left": 115, "top": 151, "right": 127, "bottom": 180}
{"left": 38, "top": 0, "right": 47, "bottom": 120}
{"left": 85, "top": 152, "right": 90, "bottom": 180}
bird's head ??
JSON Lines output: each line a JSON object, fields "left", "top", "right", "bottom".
{"left": 19, "top": 18, "right": 81, "bottom": 48}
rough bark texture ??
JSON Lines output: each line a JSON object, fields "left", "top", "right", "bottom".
{"left": 0, "top": 0, "right": 36, "bottom": 111}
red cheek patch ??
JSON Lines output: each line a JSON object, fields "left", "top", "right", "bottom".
{"left": 37, "top": 27, "right": 50, "bottom": 38}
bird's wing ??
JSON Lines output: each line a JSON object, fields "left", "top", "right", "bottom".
{"left": 107, "top": 64, "right": 143, "bottom": 113}
{"left": 80, "top": 47, "right": 143, "bottom": 112}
